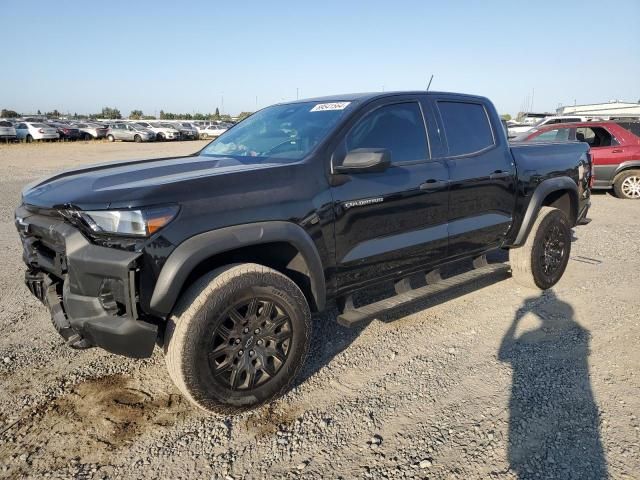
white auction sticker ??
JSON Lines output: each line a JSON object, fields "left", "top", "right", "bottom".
{"left": 310, "top": 102, "right": 351, "bottom": 112}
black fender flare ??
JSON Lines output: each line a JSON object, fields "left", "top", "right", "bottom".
{"left": 513, "top": 177, "right": 578, "bottom": 246}
{"left": 149, "top": 221, "right": 326, "bottom": 316}
{"left": 613, "top": 160, "right": 640, "bottom": 178}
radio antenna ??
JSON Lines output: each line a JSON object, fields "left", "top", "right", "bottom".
{"left": 426, "top": 75, "right": 434, "bottom": 91}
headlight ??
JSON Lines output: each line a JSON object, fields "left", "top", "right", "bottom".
{"left": 80, "top": 206, "right": 178, "bottom": 236}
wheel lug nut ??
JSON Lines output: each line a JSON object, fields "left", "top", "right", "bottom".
{"left": 243, "top": 327, "right": 249, "bottom": 333}
{"left": 254, "top": 328, "right": 260, "bottom": 334}
{"left": 257, "top": 339, "right": 263, "bottom": 346}
{"left": 238, "top": 350, "right": 244, "bottom": 356}
{"left": 249, "top": 350, "right": 254, "bottom": 357}
{"left": 235, "top": 338, "right": 241, "bottom": 344}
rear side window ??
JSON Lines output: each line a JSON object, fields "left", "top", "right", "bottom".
{"left": 347, "top": 102, "right": 428, "bottom": 164}
{"left": 576, "top": 127, "right": 618, "bottom": 147}
{"left": 437, "top": 101, "right": 494, "bottom": 156}
{"left": 0, "top": 121, "right": 12, "bottom": 127}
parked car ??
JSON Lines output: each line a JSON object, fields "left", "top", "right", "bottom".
{"left": 160, "top": 122, "right": 197, "bottom": 140}
{"left": 194, "top": 123, "right": 210, "bottom": 137}
{"left": 72, "top": 123, "right": 108, "bottom": 140}
{"left": 135, "top": 121, "right": 179, "bottom": 141}
{"left": 516, "top": 121, "right": 640, "bottom": 199}
{"left": 200, "top": 124, "right": 228, "bottom": 139}
{"left": 175, "top": 122, "right": 199, "bottom": 140}
{"left": 508, "top": 115, "right": 594, "bottom": 138}
{"left": 14, "top": 122, "right": 59, "bottom": 142}
{"left": 0, "top": 120, "right": 17, "bottom": 142}
{"left": 14, "top": 91, "right": 591, "bottom": 413}
{"left": 107, "top": 123, "right": 155, "bottom": 142}
{"left": 47, "top": 122, "right": 81, "bottom": 141}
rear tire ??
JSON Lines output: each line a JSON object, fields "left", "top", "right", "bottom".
{"left": 613, "top": 169, "right": 640, "bottom": 200}
{"left": 509, "top": 206, "right": 571, "bottom": 290}
{"left": 134, "top": 134, "right": 142, "bottom": 143}
{"left": 107, "top": 134, "right": 115, "bottom": 142}
{"left": 164, "top": 263, "right": 311, "bottom": 414}
{"left": 26, "top": 134, "right": 33, "bottom": 143}
{"left": 83, "top": 133, "right": 92, "bottom": 141}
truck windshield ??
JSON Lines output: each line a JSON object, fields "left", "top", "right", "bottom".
{"left": 200, "top": 101, "right": 351, "bottom": 161}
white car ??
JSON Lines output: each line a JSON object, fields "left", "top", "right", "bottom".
{"left": 14, "top": 122, "right": 59, "bottom": 142}
{"left": 200, "top": 124, "right": 228, "bottom": 139}
{"left": 135, "top": 122, "right": 180, "bottom": 141}
{"left": 0, "top": 121, "right": 17, "bottom": 141}
{"left": 507, "top": 116, "right": 594, "bottom": 138}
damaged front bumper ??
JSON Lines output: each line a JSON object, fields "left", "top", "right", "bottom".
{"left": 15, "top": 205, "right": 158, "bottom": 358}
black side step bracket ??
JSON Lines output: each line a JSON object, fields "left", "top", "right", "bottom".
{"left": 337, "top": 263, "right": 510, "bottom": 328}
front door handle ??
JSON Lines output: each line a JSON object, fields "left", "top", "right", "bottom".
{"left": 489, "top": 170, "right": 512, "bottom": 180}
{"left": 612, "top": 149, "right": 623, "bottom": 153}
{"left": 419, "top": 179, "right": 449, "bottom": 190}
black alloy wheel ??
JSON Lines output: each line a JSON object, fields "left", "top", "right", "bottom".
{"left": 209, "top": 297, "right": 293, "bottom": 390}
{"left": 541, "top": 223, "right": 566, "bottom": 276}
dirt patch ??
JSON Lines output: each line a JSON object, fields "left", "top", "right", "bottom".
{"left": 245, "top": 402, "right": 304, "bottom": 437}
{"left": 0, "top": 374, "right": 192, "bottom": 477}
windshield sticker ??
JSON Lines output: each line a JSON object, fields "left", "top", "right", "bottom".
{"left": 310, "top": 102, "right": 351, "bottom": 112}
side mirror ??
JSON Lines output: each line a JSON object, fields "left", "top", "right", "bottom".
{"left": 334, "top": 148, "right": 391, "bottom": 174}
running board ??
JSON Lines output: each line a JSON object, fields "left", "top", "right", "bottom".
{"left": 337, "top": 263, "right": 510, "bottom": 328}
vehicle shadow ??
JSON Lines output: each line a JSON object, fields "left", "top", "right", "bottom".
{"left": 498, "top": 290, "right": 607, "bottom": 479}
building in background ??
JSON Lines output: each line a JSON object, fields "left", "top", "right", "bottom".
{"left": 557, "top": 100, "right": 640, "bottom": 119}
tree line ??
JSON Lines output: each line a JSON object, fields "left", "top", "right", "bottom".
{"left": 2, "top": 107, "right": 254, "bottom": 121}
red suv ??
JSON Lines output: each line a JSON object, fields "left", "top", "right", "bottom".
{"left": 518, "top": 121, "right": 640, "bottom": 199}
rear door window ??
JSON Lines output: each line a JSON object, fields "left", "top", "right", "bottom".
{"left": 576, "top": 127, "right": 618, "bottom": 147}
{"left": 437, "top": 101, "right": 495, "bottom": 156}
{"left": 346, "top": 102, "right": 428, "bottom": 164}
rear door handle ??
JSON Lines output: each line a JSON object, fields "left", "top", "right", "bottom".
{"left": 612, "top": 149, "right": 623, "bottom": 153}
{"left": 489, "top": 170, "right": 512, "bottom": 180}
{"left": 419, "top": 179, "right": 449, "bottom": 190}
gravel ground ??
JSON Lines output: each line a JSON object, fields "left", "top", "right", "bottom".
{"left": 0, "top": 141, "right": 638, "bottom": 480}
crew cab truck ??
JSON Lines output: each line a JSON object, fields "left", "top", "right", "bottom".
{"left": 15, "top": 92, "right": 592, "bottom": 413}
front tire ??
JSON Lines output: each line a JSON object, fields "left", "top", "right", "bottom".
{"left": 25, "top": 134, "right": 33, "bottom": 143}
{"left": 613, "top": 169, "right": 640, "bottom": 200}
{"left": 156, "top": 133, "right": 165, "bottom": 141}
{"left": 164, "top": 263, "right": 311, "bottom": 414}
{"left": 107, "top": 134, "right": 115, "bottom": 142}
{"left": 509, "top": 206, "right": 571, "bottom": 290}
{"left": 134, "top": 134, "right": 142, "bottom": 143}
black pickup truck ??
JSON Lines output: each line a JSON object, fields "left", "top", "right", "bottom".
{"left": 15, "top": 91, "right": 592, "bottom": 413}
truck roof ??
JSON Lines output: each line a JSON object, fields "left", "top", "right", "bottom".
{"left": 282, "top": 91, "right": 489, "bottom": 105}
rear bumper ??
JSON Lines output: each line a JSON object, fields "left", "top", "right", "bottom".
{"left": 15, "top": 206, "right": 158, "bottom": 358}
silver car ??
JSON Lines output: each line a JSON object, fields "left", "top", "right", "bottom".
{"left": 107, "top": 123, "right": 155, "bottom": 142}
{"left": 72, "top": 122, "right": 109, "bottom": 140}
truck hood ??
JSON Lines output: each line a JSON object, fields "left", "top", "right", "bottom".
{"left": 22, "top": 154, "right": 290, "bottom": 210}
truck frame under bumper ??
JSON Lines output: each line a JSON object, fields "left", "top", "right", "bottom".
{"left": 16, "top": 206, "right": 158, "bottom": 358}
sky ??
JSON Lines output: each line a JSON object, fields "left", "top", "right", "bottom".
{"left": 2, "top": 0, "right": 639, "bottom": 117}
